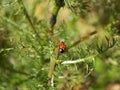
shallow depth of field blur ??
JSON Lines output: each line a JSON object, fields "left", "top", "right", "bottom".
{"left": 0, "top": 0, "right": 120, "bottom": 90}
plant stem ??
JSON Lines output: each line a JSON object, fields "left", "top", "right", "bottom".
{"left": 0, "top": 65, "right": 29, "bottom": 76}
{"left": 18, "top": 0, "right": 41, "bottom": 45}
{"left": 48, "top": 0, "right": 65, "bottom": 86}
{"left": 49, "top": 0, "right": 65, "bottom": 35}
{"left": 68, "top": 31, "right": 97, "bottom": 50}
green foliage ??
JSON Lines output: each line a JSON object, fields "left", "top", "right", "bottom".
{"left": 0, "top": 0, "right": 120, "bottom": 90}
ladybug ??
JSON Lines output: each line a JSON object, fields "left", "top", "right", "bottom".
{"left": 59, "top": 41, "right": 66, "bottom": 53}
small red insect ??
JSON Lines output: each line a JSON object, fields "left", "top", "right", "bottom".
{"left": 59, "top": 41, "right": 66, "bottom": 53}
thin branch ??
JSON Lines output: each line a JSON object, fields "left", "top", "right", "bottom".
{"left": 48, "top": 0, "right": 65, "bottom": 86}
{"left": 49, "top": 0, "right": 65, "bottom": 36}
{"left": 48, "top": 58, "right": 56, "bottom": 86}
{"left": 67, "top": 20, "right": 120, "bottom": 51}
{"left": 67, "top": 30, "right": 97, "bottom": 50}
{"left": 61, "top": 59, "right": 85, "bottom": 64}
{"left": 0, "top": 66, "right": 29, "bottom": 76}
{"left": 18, "top": 0, "right": 41, "bottom": 44}
{"left": 57, "top": 56, "right": 95, "bottom": 65}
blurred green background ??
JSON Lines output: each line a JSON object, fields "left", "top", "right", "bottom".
{"left": 0, "top": 0, "right": 120, "bottom": 90}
